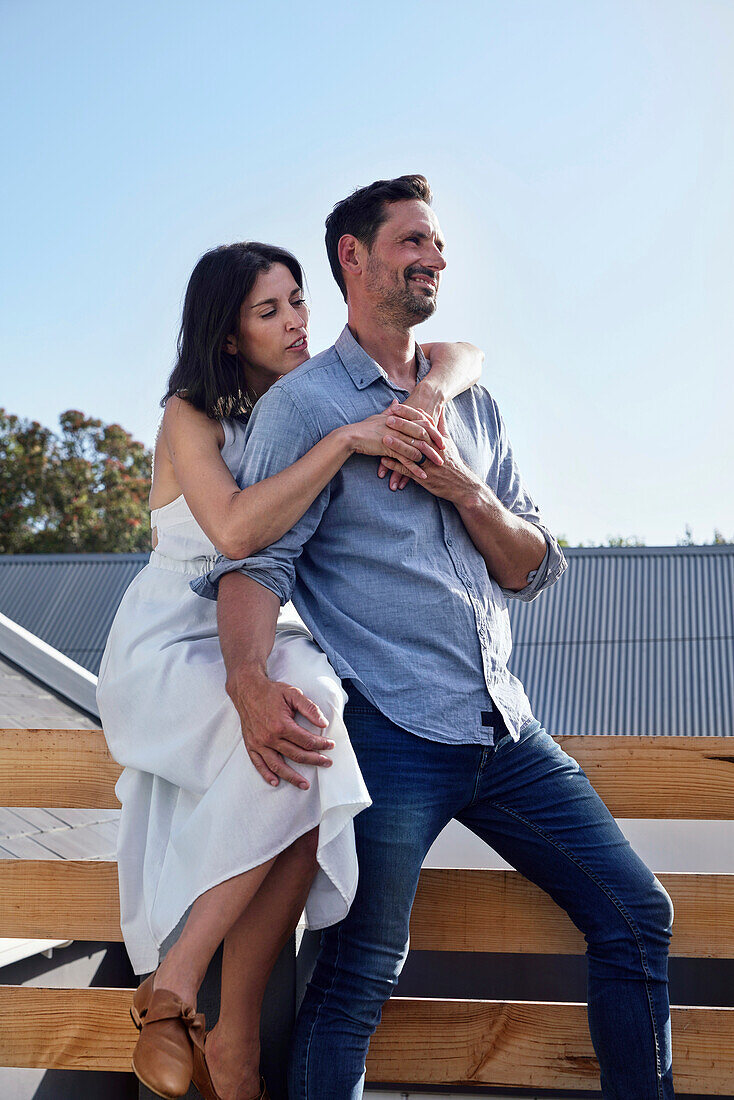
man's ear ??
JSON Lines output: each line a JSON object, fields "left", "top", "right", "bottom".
{"left": 338, "top": 233, "right": 363, "bottom": 279}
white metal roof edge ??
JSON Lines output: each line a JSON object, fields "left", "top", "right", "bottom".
{"left": 0, "top": 938, "right": 72, "bottom": 970}
{"left": 0, "top": 611, "right": 99, "bottom": 719}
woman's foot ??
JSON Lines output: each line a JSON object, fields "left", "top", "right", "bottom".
{"left": 153, "top": 943, "right": 202, "bottom": 1008}
{"left": 200, "top": 1026, "right": 262, "bottom": 1100}
{"left": 130, "top": 974, "right": 205, "bottom": 1099}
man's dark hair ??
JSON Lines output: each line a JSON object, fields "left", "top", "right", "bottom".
{"left": 162, "top": 241, "right": 304, "bottom": 419}
{"left": 325, "top": 174, "right": 433, "bottom": 302}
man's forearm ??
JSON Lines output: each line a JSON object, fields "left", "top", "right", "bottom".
{"left": 217, "top": 571, "right": 280, "bottom": 685}
{"left": 453, "top": 477, "right": 547, "bottom": 591}
{"left": 216, "top": 570, "right": 334, "bottom": 789}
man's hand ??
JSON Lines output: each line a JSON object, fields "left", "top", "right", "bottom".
{"left": 226, "top": 666, "right": 335, "bottom": 790}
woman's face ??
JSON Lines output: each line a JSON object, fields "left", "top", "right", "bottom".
{"left": 227, "top": 263, "right": 310, "bottom": 392}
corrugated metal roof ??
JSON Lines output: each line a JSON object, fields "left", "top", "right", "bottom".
{"left": 0, "top": 545, "right": 731, "bottom": 735}
{"left": 507, "top": 545, "right": 734, "bottom": 736}
{"left": 0, "top": 554, "right": 147, "bottom": 674}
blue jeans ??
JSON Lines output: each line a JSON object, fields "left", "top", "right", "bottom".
{"left": 289, "top": 685, "right": 674, "bottom": 1100}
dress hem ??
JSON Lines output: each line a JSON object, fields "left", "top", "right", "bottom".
{"left": 124, "top": 794, "right": 370, "bottom": 976}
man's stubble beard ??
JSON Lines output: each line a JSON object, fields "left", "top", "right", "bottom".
{"left": 365, "top": 255, "right": 438, "bottom": 329}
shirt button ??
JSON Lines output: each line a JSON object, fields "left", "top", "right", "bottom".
{"left": 467, "top": 580, "right": 473, "bottom": 589}
{"left": 446, "top": 537, "right": 453, "bottom": 546}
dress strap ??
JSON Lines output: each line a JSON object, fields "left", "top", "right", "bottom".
{"left": 220, "top": 418, "right": 235, "bottom": 450}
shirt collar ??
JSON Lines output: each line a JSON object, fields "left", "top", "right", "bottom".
{"left": 334, "top": 324, "right": 431, "bottom": 392}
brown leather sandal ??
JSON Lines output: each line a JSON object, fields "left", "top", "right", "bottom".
{"left": 129, "top": 972, "right": 206, "bottom": 1099}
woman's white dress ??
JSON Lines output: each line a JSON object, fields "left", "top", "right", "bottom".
{"left": 96, "top": 417, "right": 371, "bottom": 976}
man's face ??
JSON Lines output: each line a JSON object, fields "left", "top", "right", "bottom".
{"left": 363, "top": 199, "right": 447, "bottom": 326}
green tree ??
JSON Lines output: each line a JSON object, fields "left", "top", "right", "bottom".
{"left": 606, "top": 535, "right": 646, "bottom": 547}
{"left": 0, "top": 408, "right": 152, "bottom": 554}
{"left": 677, "top": 525, "right": 733, "bottom": 546}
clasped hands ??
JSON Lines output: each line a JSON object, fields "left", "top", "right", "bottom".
{"left": 352, "top": 393, "right": 466, "bottom": 496}
{"left": 375, "top": 399, "right": 470, "bottom": 502}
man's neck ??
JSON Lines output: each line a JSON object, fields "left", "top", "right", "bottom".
{"left": 346, "top": 308, "right": 417, "bottom": 391}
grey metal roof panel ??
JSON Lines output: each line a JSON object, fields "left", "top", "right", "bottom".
{"left": 507, "top": 545, "right": 734, "bottom": 736}
{"left": 510, "top": 636, "right": 734, "bottom": 737}
{"left": 0, "top": 554, "right": 148, "bottom": 674}
{"left": 508, "top": 545, "right": 734, "bottom": 645}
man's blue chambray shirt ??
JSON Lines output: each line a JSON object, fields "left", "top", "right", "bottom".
{"left": 192, "top": 325, "right": 567, "bottom": 745}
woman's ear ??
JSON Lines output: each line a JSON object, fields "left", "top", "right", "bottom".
{"left": 224, "top": 333, "right": 238, "bottom": 356}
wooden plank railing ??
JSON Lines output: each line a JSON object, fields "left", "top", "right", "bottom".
{"left": 1, "top": 728, "right": 733, "bottom": 1094}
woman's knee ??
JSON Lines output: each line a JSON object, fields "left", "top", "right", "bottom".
{"left": 270, "top": 637, "right": 344, "bottom": 722}
{"left": 286, "top": 666, "right": 344, "bottom": 727}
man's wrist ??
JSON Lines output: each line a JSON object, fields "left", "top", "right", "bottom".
{"left": 446, "top": 465, "right": 484, "bottom": 509}
{"left": 225, "top": 659, "right": 268, "bottom": 699}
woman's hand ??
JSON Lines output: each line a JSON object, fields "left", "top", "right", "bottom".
{"left": 377, "top": 341, "right": 484, "bottom": 490}
{"left": 344, "top": 400, "right": 446, "bottom": 483}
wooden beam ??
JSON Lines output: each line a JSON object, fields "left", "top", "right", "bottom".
{"left": 410, "top": 869, "right": 734, "bottom": 957}
{"left": 368, "top": 998, "right": 734, "bottom": 1095}
{"left": 0, "top": 730, "right": 121, "bottom": 809}
{"left": 0, "top": 988, "right": 730, "bottom": 1095}
{"left": 0, "top": 987, "right": 136, "bottom": 1072}
{"left": 1, "top": 863, "right": 731, "bottom": 961}
{"left": 556, "top": 735, "right": 734, "bottom": 819}
{"left": 2, "top": 730, "right": 733, "bottom": 816}
{"left": 0, "top": 860, "right": 123, "bottom": 941}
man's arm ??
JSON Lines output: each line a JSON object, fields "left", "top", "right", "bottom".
{"left": 217, "top": 572, "right": 335, "bottom": 790}
{"left": 191, "top": 385, "right": 329, "bottom": 605}
{"left": 380, "top": 402, "right": 566, "bottom": 599}
{"left": 450, "top": 471, "right": 548, "bottom": 592}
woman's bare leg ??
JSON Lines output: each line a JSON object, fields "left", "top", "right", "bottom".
{"left": 152, "top": 855, "right": 279, "bottom": 1004}
{"left": 204, "top": 828, "right": 319, "bottom": 1100}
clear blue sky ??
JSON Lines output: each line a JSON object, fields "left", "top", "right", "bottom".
{"left": 2, "top": 0, "right": 732, "bottom": 546}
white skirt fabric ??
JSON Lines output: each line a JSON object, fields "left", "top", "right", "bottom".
{"left": 97, "top": 549, "right": 371, "bottom": 976}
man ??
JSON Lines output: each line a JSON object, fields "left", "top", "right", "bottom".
{"left": 193, "top": 175, "right": 674, "bottom": 1099}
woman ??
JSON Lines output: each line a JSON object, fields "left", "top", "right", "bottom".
{"left": 97, "top": 241, "right": 482, "bottom": 1100}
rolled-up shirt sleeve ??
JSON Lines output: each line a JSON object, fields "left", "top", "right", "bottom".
{"left": 190, "top": 385, "right": 329, "bottom": 603}
{"left": 491, "top": 400, "right": 567, "bottom": 602}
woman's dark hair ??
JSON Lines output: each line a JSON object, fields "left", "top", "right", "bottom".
{"left": 325, "top": 174, "right": 432, "bottom": 302}
{"left": 162, "top": 242, "right": 304, "bottom": 419}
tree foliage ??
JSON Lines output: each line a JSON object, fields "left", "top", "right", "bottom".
{"left": 557, "top": 528, "right": 732, "bottom": 548}
{"left": 0, "top": 408, "right": 152, "bottom": 554}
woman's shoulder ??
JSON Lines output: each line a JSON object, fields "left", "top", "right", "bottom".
{"left": 161, "top": 394, "right": 226, "bottom": 449}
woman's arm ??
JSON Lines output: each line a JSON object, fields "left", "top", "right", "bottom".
{"left": 415, "top": 341, "right": 484, "bottom": 421}
{"left": 162, "top": 395, "right": 444, "bottom": 560}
